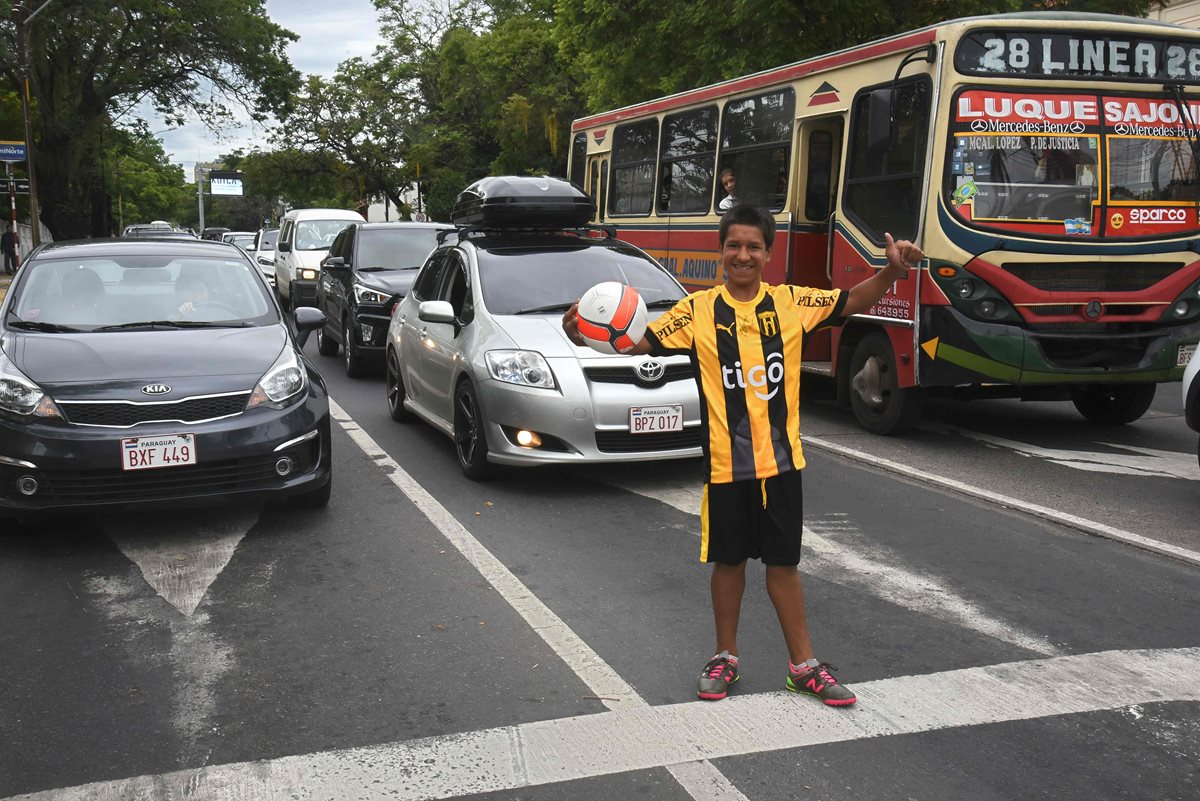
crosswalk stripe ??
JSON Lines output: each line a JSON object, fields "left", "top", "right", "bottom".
{"left": 12, "top": 647, "right": 1198, "bottom": 800}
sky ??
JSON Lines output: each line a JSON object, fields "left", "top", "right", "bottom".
{"left": 155, "top": 0, "right": 385, "bottom": 183}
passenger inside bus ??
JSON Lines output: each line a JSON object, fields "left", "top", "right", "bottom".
{"left": 718, "top": 168, "right": 738, "bottom": 211}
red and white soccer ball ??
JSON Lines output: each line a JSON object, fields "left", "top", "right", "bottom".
{"left": 575, "top": 281, "right": 647, "bottom": 354}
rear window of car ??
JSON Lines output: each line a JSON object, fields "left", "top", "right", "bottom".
{"left": 258, "top": 230, "right": 279, "bottom": 249}
{"left": 9, "top": 255, "right": 276, "bottom": 330}
{"left": 357, "top": 227, "right": 445, "bottom": 269}
{"left": 476, "top": 243, "right": 685, "bottom": 315}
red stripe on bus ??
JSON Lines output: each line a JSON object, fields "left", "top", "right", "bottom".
{"left": 572, "top": 29, "right": 936, "bottom": 131}
{"left": 807, "top": 93, "right": 839, "bottom": 106}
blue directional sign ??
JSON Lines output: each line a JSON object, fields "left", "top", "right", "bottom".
{"left": 0, "top": 141, "right": 26, "bottom": 162}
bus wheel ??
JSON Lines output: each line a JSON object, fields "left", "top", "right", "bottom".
{"left": 1070, "top": 383, "right": 1156, "bottom": 425}
{"left": 849, "top": 332, "right": 925, "bottom": 435}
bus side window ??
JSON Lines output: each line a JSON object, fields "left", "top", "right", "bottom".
{"left": 716, "top": 88, "right": 796, "bottom": 213}
{"left": 609, "top": 120, "right": 658, "bottom": 216}
{"left": 599, "top": 160, "right": 609, "bottom": 221}
{"left": 843, "top": 78, "right": 931, "bottom": 243}
{"left": 589, "top": 159, "right": 600, "bottom": 221}
{"left": 658, "top": 105, "right": 718, "bottom": 215}
{"left": 804, "top": 126, "right": 842, "bottom": 221}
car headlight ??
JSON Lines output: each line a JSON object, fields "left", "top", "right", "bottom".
{"left": 0, "top": 347, "right": 61, "bottom": 419}
{"left": 300, "top": 268, "right": 319, "bottom": 281}
{"left": 353, "top": 282, "right": 391, "bottom": 306}
{"left": 485, "top": 350, "right": 556, "bottom": 389}
{"left": 247, "top": 346, "right": 307, "bottom": 409}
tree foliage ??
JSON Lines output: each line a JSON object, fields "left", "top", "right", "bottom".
{"left": 0, "top": 0, "right": 299, "bottom": 239}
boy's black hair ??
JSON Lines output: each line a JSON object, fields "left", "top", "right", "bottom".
{"left": 718, "top": 204, "right": 775, "bottom": 250}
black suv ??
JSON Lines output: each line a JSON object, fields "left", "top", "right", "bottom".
{"left": 315, "top": 221, "right": 453, "bottom": 377}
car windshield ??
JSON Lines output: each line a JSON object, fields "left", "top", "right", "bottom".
{"left": 7, "top": 255, "right": 276, "bottom": 331}
{"left": 357, "top": 227, "right": 444, "bottom": 269}
{"left": 258, "top": 229, "right": 278, "bottom": 250}
{"left": 294, "top": 219, "right": 353, "bottom": 250}
{"left": 477, "top": 243, "right": 686, "bottom": 315}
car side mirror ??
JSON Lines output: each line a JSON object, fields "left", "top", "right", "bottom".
{"left": 418, "top": 300, "right": 455, "bottom": 324}
{"left": 277, "top": 239, "right": 291, "bottom": 253}
{"left": 324, "top": 256, "right": 348, "bottom": 272}
{"left": 291, "top": 305, "right": 326, "bottom": 348}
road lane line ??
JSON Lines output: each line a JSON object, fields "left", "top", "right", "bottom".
{"left": 13, "top": 647, "right": 1198, "bottom": 800}
{"left": 806, "top": 435, "right": 1200, "bottom": 568}
{"left": 604, "top": 477, "right": 1062, "bottom": 655}
{"left": 327, "top": 401, "right": 748, "bottom": 801}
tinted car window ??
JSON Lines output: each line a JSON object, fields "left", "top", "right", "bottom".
{"left": 477, "top": 243, "right": 684, "bottom": 314}
{"left": 357, "top": 228, "right": 444, "bottom": 269}
{"left": 410, "top": 252, "right": 449, "bottom": 301}
{"left": 9, "top": 255, "right": 275, "bottom": 329}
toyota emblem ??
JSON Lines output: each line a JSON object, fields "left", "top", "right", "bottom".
{"left": 636, "top": 360, "right": 665, "bottom": 383}
{"left": 141, "top": 384, "right": 172, "bottom": 396}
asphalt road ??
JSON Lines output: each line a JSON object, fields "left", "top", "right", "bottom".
{"left": 1, "top": 339, "right": 1197, "bottom": 800}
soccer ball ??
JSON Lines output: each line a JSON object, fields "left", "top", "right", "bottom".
{"left": 575, "top": 281, "right": 647, "bottom": 354}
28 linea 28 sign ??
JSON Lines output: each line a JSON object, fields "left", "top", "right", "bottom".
{"left": 957, "top": 31, "right": 1200, "bottom": 83}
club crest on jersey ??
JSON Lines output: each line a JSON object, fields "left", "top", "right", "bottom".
{"left": 757, "top": 311, "right": 778, "bottom": 337}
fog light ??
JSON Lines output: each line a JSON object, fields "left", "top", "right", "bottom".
{"left": 360, "top": 323, "right": 375, "bottom": 342}
{"left": 275, "top": 457, "right": 294, "bottom": 476}
{"left": 16, "top": 474, "right": 39, "bottom": 496}
{"left": 515, "top": 430, "right": 542, "bottom": 448}
{"left": 1173, "top": 300, "right": 1190, "bottom": 318}
{"left": 955, "top": 279, "right": 974, "bottom": 299}
{"left": 979, "top": 299, "right": 997, "bottom": 317}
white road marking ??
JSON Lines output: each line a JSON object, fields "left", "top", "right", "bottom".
{"left": 606, "top": 479, "right": 1061, "bottom": 656}
{"left": 102, "top": 506, "right": 259, "bottom": 616}
{"left": 327, "top": 401, "right": 749, "bottom": 801}
{"left": 806, "top": 435, "right": 1200, "bottom": 568}
{"left": 924, "top": 423, "right": 1200, "bottom": 481}
{"left": 12, "top": 647, "right": 1198, "bottom": 801}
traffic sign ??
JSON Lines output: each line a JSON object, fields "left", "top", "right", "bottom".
{"left": 7, "top": 179, "right": 29, "bottom": 195}
{"left": 0, "top": 141, "right": 27, "bottom": 162}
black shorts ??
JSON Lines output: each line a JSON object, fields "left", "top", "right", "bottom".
{"left": 700, "top": 470, "right": 804, "bottom": 566}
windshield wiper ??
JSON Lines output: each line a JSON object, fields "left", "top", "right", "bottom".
{"left": 513, "top": 302, "right": 576, "bottom": 315}
{"left": 6, "top": 320, "right": 82, "bottom": 333}
{"left": 95, "top": 320, "right": 250, "bottom": 331}
{"left": 644, "top": 299, "right": 682, "bottom": 309}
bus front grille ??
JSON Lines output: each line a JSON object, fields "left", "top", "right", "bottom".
{"left": 1003, "top": 262, "right": 1178, "bottom": 293}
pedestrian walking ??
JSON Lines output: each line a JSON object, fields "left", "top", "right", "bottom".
{"left": 2, "top": 224, "right": 18, "bottom": 274}
{"left": 563, "top": 204, "right": 923, "bottom": 706}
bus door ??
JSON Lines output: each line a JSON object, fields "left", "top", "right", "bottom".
{"left": 795, "top": 115, "right": 844, "bottom": 364}
{"left": 587, "top": 155, "right": 609, "bottom": 226}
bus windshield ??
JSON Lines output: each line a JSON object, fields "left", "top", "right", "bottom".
{"left": 946, "top": 89, "right": 1200, "bottom": 239}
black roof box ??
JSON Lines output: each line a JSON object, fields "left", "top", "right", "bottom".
{"left": 451, "top": 176, "right": 592, "bottom": 229}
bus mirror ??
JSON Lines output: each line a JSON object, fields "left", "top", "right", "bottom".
{"left": 867, "top": 88, "right": 893, "bottom": 166}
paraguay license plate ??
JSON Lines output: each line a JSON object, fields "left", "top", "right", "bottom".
{"left": 1179, "top": 343, "right": 1196, "bottom": 367}
{"left": 629, "top": 404, "right": 683, "bottom": 434}
{"left": 121, "top": 433, "right": 197, "bottom": 471}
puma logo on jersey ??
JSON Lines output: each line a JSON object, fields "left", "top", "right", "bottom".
{"left": 715, "top": 320, "right": 737, "bottom": 336}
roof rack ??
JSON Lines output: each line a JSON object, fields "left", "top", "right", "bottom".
{"left": 436, "top": 222, "right": 615, "bottom": 245}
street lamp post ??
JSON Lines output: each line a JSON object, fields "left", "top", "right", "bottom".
{"left": 16, "top": 0, "right": 54, "bottom": 247}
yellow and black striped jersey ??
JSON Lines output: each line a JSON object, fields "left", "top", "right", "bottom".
{"left": 647, "top": 283, "right": 845, "bottom": 483}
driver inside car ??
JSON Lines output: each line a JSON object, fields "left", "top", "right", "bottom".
{"left": 173, "top": 273, "right": 211, "bottom": 319}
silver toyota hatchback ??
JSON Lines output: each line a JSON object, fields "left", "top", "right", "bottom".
{"left": 384, "top": 176, "right": 702, "bottom": 479}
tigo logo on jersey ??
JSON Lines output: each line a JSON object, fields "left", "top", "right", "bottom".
{"left": 722, "top": 352, "right": 784, "bottom": 400}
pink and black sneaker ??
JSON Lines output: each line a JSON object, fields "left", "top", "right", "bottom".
{"left": 786, "top": 659, "right": 856, "bottom": 706}
{"left": 697, "top": 651, "right": 739, "bottom": 700}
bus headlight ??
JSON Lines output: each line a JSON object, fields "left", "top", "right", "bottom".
{"left": 955, "top": 279, "right": 974, "bottom": 299}
{"left": 1173, "top": 300, "right": 1191, "bottom": 318}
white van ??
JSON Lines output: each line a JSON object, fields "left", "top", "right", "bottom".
{"left": 275, "top": 208, "right": 364, "bottom": 309}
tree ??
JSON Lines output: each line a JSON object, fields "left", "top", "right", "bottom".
{"left": 0, "top": 1, "right": 300, "bottom": 239}
{"left": 554, "top": 0, "right": 1154, "bottom": 111}
{"left": 107, "top": 124, "right": 191, "bottom": 234}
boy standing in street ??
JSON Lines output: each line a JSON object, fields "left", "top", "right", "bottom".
{"left": 563, "top": 205, "right": 923, "bottom": 706}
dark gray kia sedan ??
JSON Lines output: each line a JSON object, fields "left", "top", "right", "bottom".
{"left": 0, "top": 239, "right": 332, "bottom": 516}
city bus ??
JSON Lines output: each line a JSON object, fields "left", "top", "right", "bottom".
{"left": 568, "top": 12, "right": 1200, "bottom": 434}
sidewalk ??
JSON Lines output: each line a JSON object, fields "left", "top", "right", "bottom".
{"left": 0, "top": 273, "right": 11, "bottom": 303}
